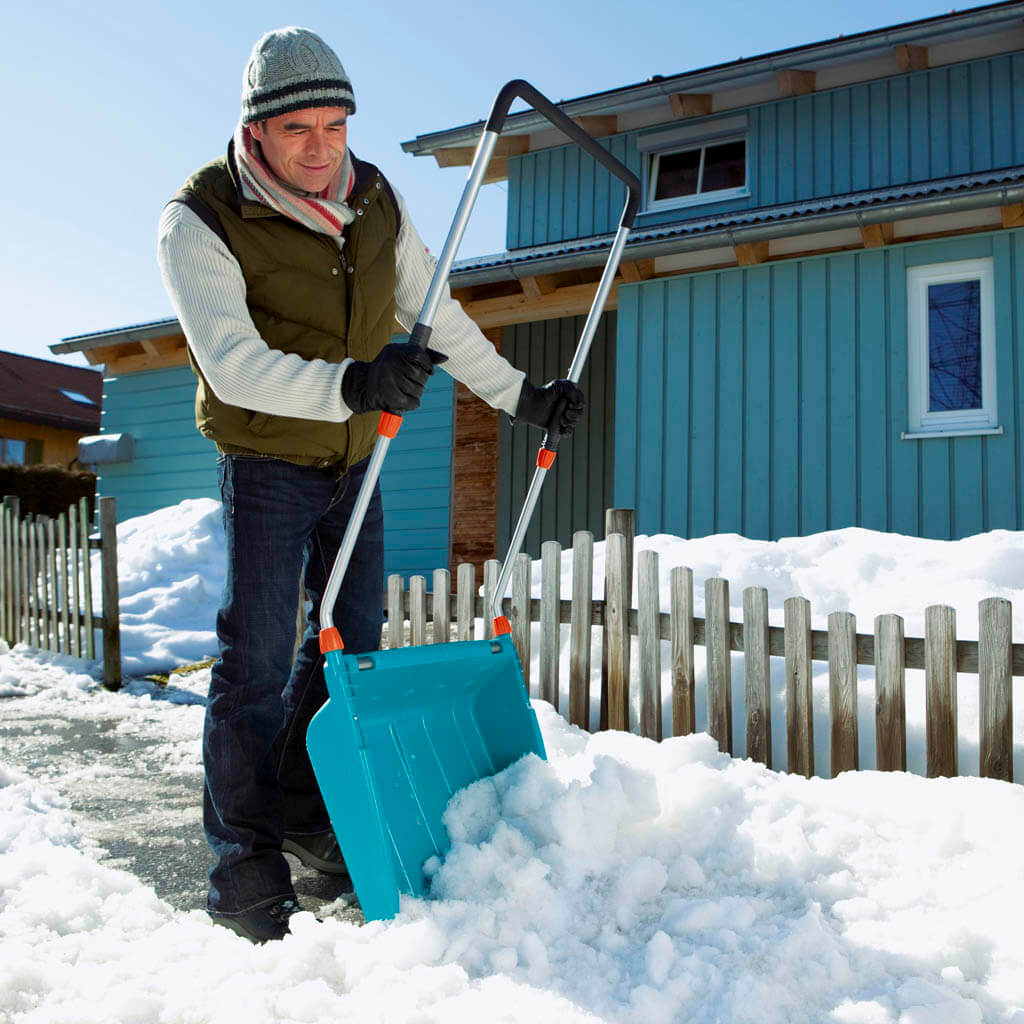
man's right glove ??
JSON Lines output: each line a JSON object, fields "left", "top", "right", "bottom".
{"left": 342, "top": 343, "right": 448, "bottom": 415}
{"left": 514, "top": 378, "right": 586, "bottom": 435}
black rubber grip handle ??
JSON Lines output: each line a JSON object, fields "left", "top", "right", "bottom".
{"left": 408, "top": 322, "right": 434, "bottom": 351}
{"left": 485, "top": 80, "right": 642, "bottom": 229}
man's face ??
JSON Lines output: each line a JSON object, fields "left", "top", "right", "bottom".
{"left": 248, "top": 106, "right": 349, "bottom": 193}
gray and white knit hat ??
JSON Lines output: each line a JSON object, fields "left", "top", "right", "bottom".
{"left": 242, "top": 27, "right": 355, "bottom": 124}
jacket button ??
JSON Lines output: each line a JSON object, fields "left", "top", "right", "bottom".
{"left": 375, "top": 181, "right": 382, "bottom": 189}
{"left": 347, "top": 266, "right": 354, "bottom": 273}
{"left": 363, "top": 198, "right": 370, "bottom": 205}
{"left": 356, "top": 208, "right": 364, "bottom": 216}
{"left": 331, "top": 267, "right": 339, "bottom": 275}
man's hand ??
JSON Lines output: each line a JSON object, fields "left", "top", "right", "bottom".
{"left": 514, "top": 379, "right": 586, "bottom": 435}
{"left": 342, "top": 343, "right": 448, "bottom": 415}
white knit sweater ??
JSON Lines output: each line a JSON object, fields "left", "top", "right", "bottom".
{"left": 157, "top": 185, "right": 525, "bottom": 423}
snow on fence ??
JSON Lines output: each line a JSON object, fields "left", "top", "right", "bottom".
{"left": 384, "top": 509, "right": 1016, "bottom": 785}
{"left": 0, "top": 494, "right": 121, "bottom": 689}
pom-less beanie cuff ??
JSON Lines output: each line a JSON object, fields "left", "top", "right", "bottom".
{"left": 242, "top": 27, "right": 355, "bottom": 124}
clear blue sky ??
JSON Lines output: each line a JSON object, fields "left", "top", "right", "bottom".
{"left": 0, "top": 0, "right": 989, "bottom": 366}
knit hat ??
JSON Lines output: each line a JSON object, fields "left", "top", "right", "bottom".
{"left": 242, "top": 27, "right": 355, "bottom": 124}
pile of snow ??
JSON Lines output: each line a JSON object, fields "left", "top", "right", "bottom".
{"left": 2, "top": 695, "right": 1022, "bottom": 1023}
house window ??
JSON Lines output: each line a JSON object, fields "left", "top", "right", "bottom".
{"left": 1, "top": 438, "right": 27, "bottom": 465}
{"left": 906, "top": 258, "right": 998, "bottom": 437}
{"left": 649, "top": 137, "right": 747, "bottom": 208}
{"left": 638, "top": 114, "right": 749, "bottom": 213}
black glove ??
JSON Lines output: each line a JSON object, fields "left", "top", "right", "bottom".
{"left": 514, "top": 378, "right": 586, "bottom": 435}
{"left": 342, "top": 343, "right": 448, "bottom": 415}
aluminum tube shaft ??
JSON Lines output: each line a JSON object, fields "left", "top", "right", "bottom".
{"left": 320, "top": 435, "right": 392, "bottom": 632}
{"left": 319, "top": 131, "right": 500, "bottom": 633}
{"left": 566, "top": 225, "right": 631, "bottom": 384}
{"left": 491, "top": 465, "right": 548, "bottom": 622}
{"left": 416, "top": 130, "right": 500, "bottom": 331}
{"left": 490, "top": 224, "right": 632, "bottom": 621}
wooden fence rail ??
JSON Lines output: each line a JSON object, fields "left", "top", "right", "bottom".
{"left": 0, "top": 495, "right": 121, "bottom": 689}
{"left": 382, "top": 508, "right": 1017, "bottom": 786}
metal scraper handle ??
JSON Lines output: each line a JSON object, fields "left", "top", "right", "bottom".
{"left": 319, "top": 79, "right": 641, "bottom": 647}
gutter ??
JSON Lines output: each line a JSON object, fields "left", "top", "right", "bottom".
{"left": 448, "top": 180, "right": 1024, "bottom": 287}
{"left": 401, "top": 3, "right": 1024, "bottom": 155}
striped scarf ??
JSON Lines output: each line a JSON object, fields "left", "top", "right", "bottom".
{"left": 233, "top": 121, "right": 356, "bottom": 236}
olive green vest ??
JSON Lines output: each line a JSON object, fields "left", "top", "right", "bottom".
{"left": 177, "top": 143, "right": 398, "bottom": 470}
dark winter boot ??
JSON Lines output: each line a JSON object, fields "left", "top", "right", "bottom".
{"left": 208, "top": 897, "right": 303, "bottom": 943}
{"left": 282, "top": 831, "right": 349, "bottom": 875}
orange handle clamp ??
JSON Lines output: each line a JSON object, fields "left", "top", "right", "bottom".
{"left": 378, "top": 412, "right": 403, "bottom": 438}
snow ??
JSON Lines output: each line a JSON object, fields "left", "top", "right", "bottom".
{"left": 2, "top": 500, "right": 1023, "bottom": 1022}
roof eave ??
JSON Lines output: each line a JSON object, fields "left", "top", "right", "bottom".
{"left": 401, "top": 2, "right": 1024, "bottom": 156}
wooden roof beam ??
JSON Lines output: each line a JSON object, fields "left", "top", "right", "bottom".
{"left": 519, "top": 274, "right": 558, "bottom": 299}
{"left": 433, "top": 136, "right": 530, "bottom": 168}
{"left": 458, "top": 279, "right": 620, "bottom": 329}
{"left": 777, "top": 69, "right": 817, "bottom": 97}
{"left": 1001, "top": 203, "right": 1024, "bottom": 229}
{"left": 572, "top": 115, "right": 618, "bottom": 137}
{"left": 669, "top": 93, "right": 713, "bottom": 119}
{"left": 618, "top": 259, "right": 655, "bottom": 283}
{"left": 895, "top": 44, "right": 929, "bottom": 72}
{"left": 734, "top": 242, "right": 770, "bottom": 266}
{"left": 860, "top": 221, "right": 895, "bottom": 248}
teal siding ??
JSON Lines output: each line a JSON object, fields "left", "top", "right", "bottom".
{"left": 98, "top": 366, "right": 220, "bottom": 520}
{"left": 497, "top": 314, "right": 616, "bottom": 557}
{"left": 380, "top": 371, "right": 454, "bottom": 579}
{"left": 508, "top": 52, "right": 1024, "bottom": 249}
{"left": 614, "top": 230, "right": 1024, "bottom": 540}
{"left": 98, "top": 362, "right": 455, "bottom": 578}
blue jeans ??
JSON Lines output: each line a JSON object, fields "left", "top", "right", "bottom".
{"left": 204, "top": 454, "right": 384, "bottom": 914}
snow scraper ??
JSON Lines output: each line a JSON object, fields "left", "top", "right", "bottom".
{"left": 307, "top": 80, "right": 641, "bottom": 922}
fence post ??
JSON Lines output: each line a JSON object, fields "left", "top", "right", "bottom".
{"left": 638, "top": 549, "right": 662, "bottom": 741}
{"left": 743, "top": 586, "right": 771, "bottom": 767}
{"left": 432, "top": 569, "right": 450, "bottom": 644}
{"left": 409, "top": 575, "right": 427, "bottom": 646}
{"left": 387, "top": 575, "right": 404, "bottom": 649}
{"left": 58, "top": 514, "right": 69, "bottom": 655}
{"left": 19, "top": 516, "right": 29, "bottom": 647}
{"left": 46, "top": 516, "right": 57, "bottom": 652}
{"left": 785, "top": 596, "right": 814, "bottom": 778}
{"left": 0, "top": 499, "right": 8, "bottom": 642}
{"left": 705, "top": 577, "right": 733, "bottom": 755}
{"left": 829, "top": 611, "right": 858, "bottom": 776}
{"left": 456, "top": 563, "right": 475, "bottom": 642}
{"left": 483, "top": 559, "right": 500, "bottom": 640}
{"left": 6, "top": 497, "right": 21, "bottom": 644}
{"left": 601, "top": 509, "right": 634, "bottom": 730}
{"left": 540, "top": 541, "right": 561, "bottom": 710}
{"left": 98, "top": 497, "right": 121, "bottom": 690}
{"left": 79, "top": 497, "right": 95, "bottom": 659}
{"left": 69, "top": 503, "right": 81, "bottom": 658}
{"left": 605, "top": 532, "right": 630, "bottom": 731}
{"left": 569, "top": 531, "right": 593, "bottom": 730}
{"left": 979, "top": 597, "right": 1013, "bottom": 782}
{"left": 671, "top": 567, "right": 695, "bottom": 737}
{"left": 874, "top": 614, "right": 906, "bottom": 771}
{"left": 924, "top": 604, "right": 958, "bottom": 778}
{"left": 510, "top": 553, "right": 532, "bottom": 693}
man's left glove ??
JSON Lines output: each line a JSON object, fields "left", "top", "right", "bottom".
{"left": 342, "top": 343, "right": 448, "bottom": 415}
{"left": 514, "top": 378, "right": 586, "bottom": 435}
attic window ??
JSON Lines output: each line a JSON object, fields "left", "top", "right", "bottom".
{"left": 60, "top": 389, "right": 96, "bottom": 406}
{"left": 648, "top": 137, "right": 747, "bottom": 209}
{"left": 638, "top": 115, "right": 749, "bottom": 213}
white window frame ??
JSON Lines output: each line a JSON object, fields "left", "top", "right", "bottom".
{"left": 905, "top": 258, "right": 997, "bottom": 438}
{"left": 637, "top": 116, "right": 749, "bottom": 214}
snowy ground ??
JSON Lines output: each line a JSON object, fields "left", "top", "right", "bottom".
{"left": 2, "top": 500, "right": 1023, "bottom": 1022}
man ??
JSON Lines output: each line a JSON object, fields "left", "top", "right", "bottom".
{"left": 157, "top": 26, "right": 583, "bottom": 943}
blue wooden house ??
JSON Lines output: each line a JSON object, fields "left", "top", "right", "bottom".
{"left": 53, "top": 2, "right": 1024, "bottom": 576}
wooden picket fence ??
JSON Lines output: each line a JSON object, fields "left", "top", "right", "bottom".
{"left": 384, "top": 509, "right": 1017, "bottom": 785}
{"left": 0, "top": 495, "right": 122, "bottom": 689}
